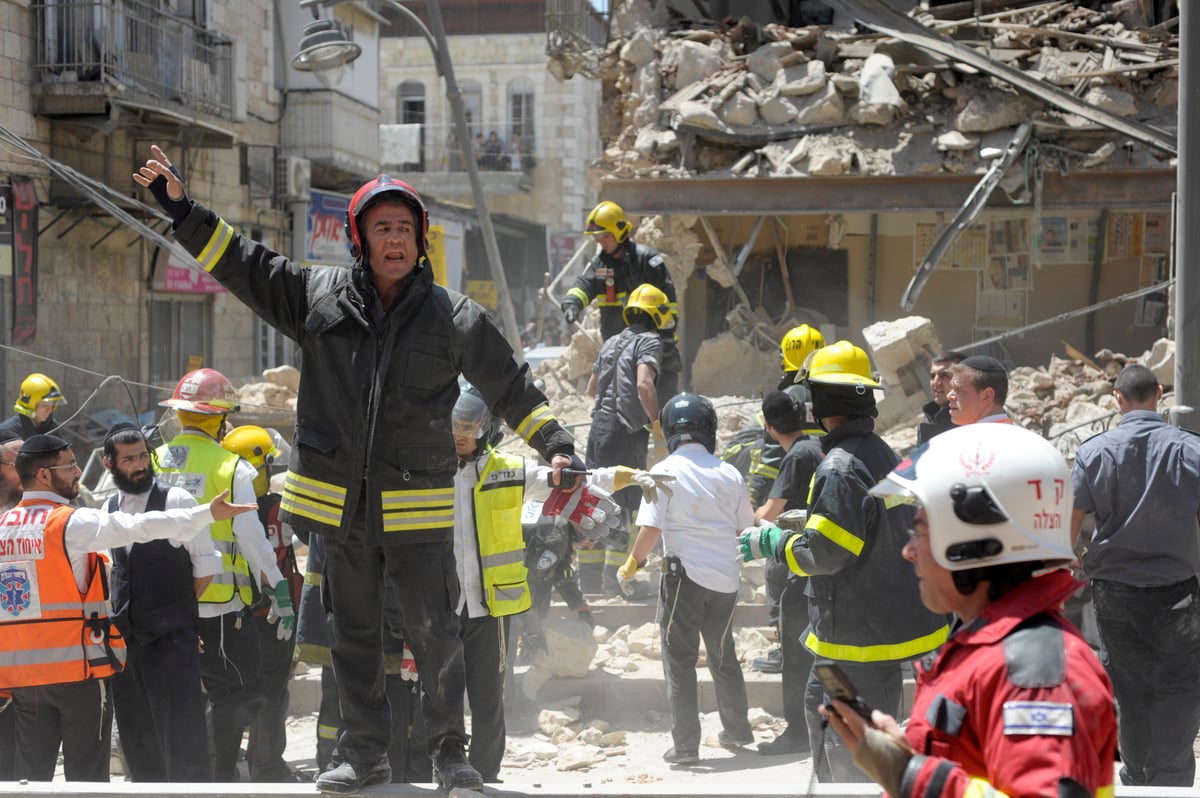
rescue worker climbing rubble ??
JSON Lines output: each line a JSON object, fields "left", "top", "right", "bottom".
{"left": 134, "top": 145, "right": 581, "bottom": 793}
{"left": 582, "top": 283, "right": 671, "bottom": 597}
{"left": 562, "top": 201, "right": 681, "bottom": 399}
{"left": 824, "top": 423, "right": 1116, "bottom": 798}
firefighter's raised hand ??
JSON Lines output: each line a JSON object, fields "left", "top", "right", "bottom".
{"left": 132, "top": 145, "right": 192, "bottom": 223}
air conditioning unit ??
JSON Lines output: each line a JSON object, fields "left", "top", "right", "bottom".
{"left": 276, "top": 155, "right": 311, "bottom": 203}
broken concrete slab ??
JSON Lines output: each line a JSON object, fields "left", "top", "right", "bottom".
{"left": 671, "top": 40, "right": 727, "bottom": 89}
{"left": 747, "top": 40, "right": 797, "bottom": 82}
{"left": 862, "top": 315, "right": 944, "bottom": 433}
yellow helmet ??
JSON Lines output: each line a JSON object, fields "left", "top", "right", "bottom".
{"left": 585, "top": 200, "right": 631, "bottom": 243}
{"left": 222, "top": 425, "right": 281, "bottom": 497}
{"left": 780, "top": 324, "right": 825, "bottom": 372}
{"left": 800, "top": 340, "right": 881, "bottom": 388}
{"left": 15, "top": 373, "right": 66, "bottom": 417}
{"left": 623, "top": 283, "right": 673, "bottom": 330}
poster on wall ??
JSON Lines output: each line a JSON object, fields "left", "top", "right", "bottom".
{"left": 983, "top": 254, "right": 1032, "bottom": 291}
{"left": 1134, "top": 253, "right": 1170, "bottom": 328}
{"left": 1068, "top": 216, "right": 1101, "bottom": 261}
{"left": 1143, "top": 212, "right": 1170, "bottom": 254}
{"left": 976, "top": 289, "right": 1026, "bottom": 329}
{"left": 1038, "top": 216, "right": 1069, "bottom": 262}
{"left": 1105, "top": 211, "right": 1143, "bottom": 258}
{"left": 989, "top": 218, "right": 1030, "bottom": 255}
{"left": 913, "top": 222, "right": 987, "bottom": 271}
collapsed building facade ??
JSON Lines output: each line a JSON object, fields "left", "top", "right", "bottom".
{"left": 562, "top": 0, "right": 1178, "bottom": 401}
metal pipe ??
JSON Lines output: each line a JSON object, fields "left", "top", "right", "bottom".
{"left": 1174, "top": 1, "right": 1199, "bottom": 431}
{"left": 416, "top": 0, "right": 525, "bottom": 360}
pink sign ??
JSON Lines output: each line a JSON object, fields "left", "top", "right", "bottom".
{"left": 161, "top": 260, "right": 227, "bottom": 294}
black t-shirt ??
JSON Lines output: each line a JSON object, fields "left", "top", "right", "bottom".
{"left": 767, "top": 435, "right": 824, "bottom": 511}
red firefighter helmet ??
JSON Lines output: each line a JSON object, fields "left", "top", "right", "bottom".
{"left": 160, "top": 368, "right": 240, "bottom": 415}
{"left": 344, "top": 175, "right": 429, "bottom": 261}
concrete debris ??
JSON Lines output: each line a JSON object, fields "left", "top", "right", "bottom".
{"left": 595, "top": 2, "right": 1177, "bottom": 180}
{"left": 690, "top": 332, "right": 779, "bottom": 399}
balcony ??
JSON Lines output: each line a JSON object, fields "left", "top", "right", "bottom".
{"left": 30, "top": 0, "right": 236, "bottom": 145}
{"left": 379, "top": 122, "right": 535, "bottom": 197}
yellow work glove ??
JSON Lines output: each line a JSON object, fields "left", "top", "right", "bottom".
{"left": 617, "top": 555, "right": 641, "bottom": 584}
{"left": 613, "top": 466, "right": 675, "bottom": 503}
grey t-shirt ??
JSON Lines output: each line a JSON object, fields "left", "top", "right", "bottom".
{"left": 592, "top": 325, "right": 661, "bottom": 432}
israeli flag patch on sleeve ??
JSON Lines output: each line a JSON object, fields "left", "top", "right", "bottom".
{"left": 1002, "top": 701, "right": 1074, "bottom": 736}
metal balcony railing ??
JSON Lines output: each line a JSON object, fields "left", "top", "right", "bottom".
{"left": 31, "top": 0, "right": 234, "bottom": 120}
{"left": 380, "top": 122, "right": 538, "bottom": 175}
{"left": 545, "top": 0, "right": 606, "bottom": 78}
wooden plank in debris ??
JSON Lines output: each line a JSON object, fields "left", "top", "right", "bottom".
{"left": 672, "top": 119, "right": 841, "bottom": 146}
{"left": 966, "top": 22, "right": 1174, "bottom": 55}
{"left": 821, "top": 0, "right": 1177, "bottom": 155}
{"left": 1060, "top": 58, "right": 1179, "bottom": 79}
{"left": 658, "top": 68, "right": 742, "bottom": 114}
{"left": 927, "top": 0, "right": 1052, "bottom": 20}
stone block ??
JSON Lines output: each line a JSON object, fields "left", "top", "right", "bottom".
{"left": 862, "top": 316, "right": 944, "bottom": 433}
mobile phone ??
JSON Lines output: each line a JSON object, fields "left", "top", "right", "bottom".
{"left": 814, "top": 663, "right": 874, "bottom": 722}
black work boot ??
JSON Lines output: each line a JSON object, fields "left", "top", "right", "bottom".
{"left": 432, "top": 742, "right": 483, "bottom": 791}
{"left": 315, "top": 756, "right": 391, "bottom": 794}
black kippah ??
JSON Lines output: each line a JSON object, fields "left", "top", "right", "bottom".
{"left": 961, "top": 355, "right": 1007, "bottom": 374}
{"left": 104, "top": 422, "right": 141, "bottom": 442}
{"left": 19, "top": 434, "right": 70, "bottom": 455}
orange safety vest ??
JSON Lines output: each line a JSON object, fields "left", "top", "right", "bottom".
{"left": 0, "top": 500, "right": 126, "bottom": 687}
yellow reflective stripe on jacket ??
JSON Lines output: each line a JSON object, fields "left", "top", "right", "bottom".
{"left": 804, "top": 625, "right": 950, "bottom": 663}
{"left": 596, "top": 292, "right": 628, "bottom": 308}
{"left": 783, "top": 533, "right": 811, "bottom": 577}
{"left": 961, "top": 778, "right": 1009, "bottom": 798}
{"left": 514, "top": 404, "right": 556, "bottom": 443}
{"left": 381, "top": 487, "right": 454, "bottom": 533}
{"left": 197, "top": 220, "right": 236, "bottom": 272}
{"left": 566, "top": 287, "right": 590, "bottom": 306}
{"left": 806, "top": 513, "right": 865, "bottom": 556}
{"left": 474, "top": 451, "right": 531, "bottom": 617}
{"left": 281, "top": 471, "right": 346, "bottom": 529}
{"left": 303, "top": 571, "right": 321, "bottom": 587}
{"left": 749, "top": 462, "right": 780, "bottom": 480}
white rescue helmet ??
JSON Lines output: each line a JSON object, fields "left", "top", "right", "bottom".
{"left": 870, "top": 424, "right": 1074, "bottom": 571}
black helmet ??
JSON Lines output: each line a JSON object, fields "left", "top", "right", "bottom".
{"left": 452, "top": 383, "right": 502, "bottom": 456}
{"left": 659, "top": 392, "right": 717, "bottom": 454}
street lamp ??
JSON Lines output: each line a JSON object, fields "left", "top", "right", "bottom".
{"left": 292, "top": 18, "right": 361, "bottom": 88}
{"left": 291, "top": 0, "right": 527, "bottom": 361}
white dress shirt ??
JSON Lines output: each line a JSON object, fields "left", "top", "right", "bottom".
{"left": 635, "top": 442, "right": 755, "bottom": 594}
{"left": 115, "top": 483, "right": 224, "bottom": 579}
{"left": 10, "top": 490, "right": 220, "bottom": 592}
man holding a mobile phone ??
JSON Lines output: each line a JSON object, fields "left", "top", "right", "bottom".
{"left": 822, "top": 424, "right": 1115, "bottom": 798}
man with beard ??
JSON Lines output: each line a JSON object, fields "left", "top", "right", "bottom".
{"left": 0, "top": 434, "right": 255, "bottom": 781}
{"left": 103, "top": 423, "right": 223, "bottom": 782}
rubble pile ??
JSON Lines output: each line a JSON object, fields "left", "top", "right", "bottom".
{"left": 235, "top": 365, "right": 300, "bottom": 413}
{"left": 595, "top": 0, "right": 1177, "bottom": 181}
